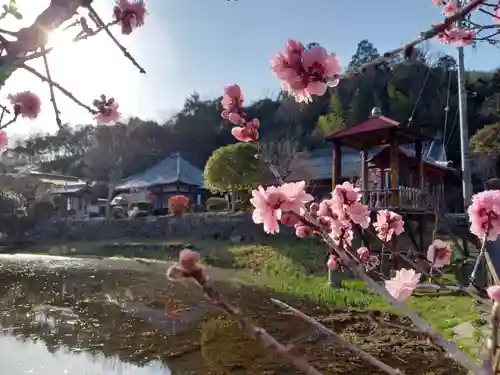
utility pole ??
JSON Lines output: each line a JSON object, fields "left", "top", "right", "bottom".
{"left": 457, "top": 1, "right": 473, "bottom": 211}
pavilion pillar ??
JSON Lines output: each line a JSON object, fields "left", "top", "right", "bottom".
{"left": 389, "top": 134, "right": 399, "bottom": 206}
{"left": 415, "top": 139, "right": 424, "bottom": 206}
{"left": 332, "top": 141, "right": 342, "bottom": 189}
{"left": 361, "top": 149, "right": 368, "bottom": 204}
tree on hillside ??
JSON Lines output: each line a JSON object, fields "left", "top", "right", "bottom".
{"left": 386, "top": 83, "right": 415, "bottom": 125}
{"left": 84, "top": 124, "right": 131, "bottom": 219}
{"left": 347, "top": 88, "right": 376, "bottom": 125}
{"left": 204, "top": 143, "right": 264, "bottom": 211}
{"left": 469, "top": 122, "right": 500, "bottom": 155}
{"left": 436, "top": 55, "right": 457, "bottom": 71}
{"left": 314, "top": 93, "right": 346, "bottom": 136}
{"left": 259, "top": 138, "right": 313, "bottom": 183}
{"left": 348, "top": 40, "right": 380, "bottom": 70}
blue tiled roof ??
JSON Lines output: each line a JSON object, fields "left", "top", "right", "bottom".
{"left": 306, "top": 138, "right": 449, "bottom": 181}
{"left": 115, "top": 152, "right": 204, "bottom": 190}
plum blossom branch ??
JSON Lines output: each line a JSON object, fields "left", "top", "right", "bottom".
{"left": 323, "top": 233, "right": 486, "bottom": 374}
{"left": 40, "top": 45, "right": 62, "bottom": 130}
{"left": 21, "top": 63, "right": 97, "bottom": 115}
{"left": 85, "top": 4, "right": 146, "bottom": 74}
{"left": 339, "top": 0, "right": 485, "bottom": 79}
{"left": 219, "top": 75, "right": 485, "bottom": 371}
{"left": 270, "top": 298, "right": 403, "bottom": 375}
{"left": 166, "top": 251, "right": 323, "bottom": 375}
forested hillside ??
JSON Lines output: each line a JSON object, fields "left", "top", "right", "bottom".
{"left": 5, "top": 39, "right": 499, "bottom": 182}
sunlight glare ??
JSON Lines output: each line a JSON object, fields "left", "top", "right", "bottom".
{"left": 47, "top": 28, "right": 79, "bottom": 51}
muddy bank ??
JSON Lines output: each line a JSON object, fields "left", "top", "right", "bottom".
{"left": 0, "top": 256, "right": 466, "bottom": 375}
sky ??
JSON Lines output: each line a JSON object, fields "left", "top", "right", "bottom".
{"left": 2, "top": 0, "right": 500, "bottom": 143}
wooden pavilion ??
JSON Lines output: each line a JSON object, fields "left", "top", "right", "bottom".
{"left": 326, "top": 107, "right": 459, "bottom": 214}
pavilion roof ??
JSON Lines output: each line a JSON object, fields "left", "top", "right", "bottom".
{"left": 326, "top": 115, "right": 432, "bottom": 150}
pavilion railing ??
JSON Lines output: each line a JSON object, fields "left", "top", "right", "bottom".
{"left": 359, "top": 186, "right": 442, "bottom": 211}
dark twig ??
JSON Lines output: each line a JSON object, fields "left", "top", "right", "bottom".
{"left": 271, "top": 299, "right": 403, "bottom": 375}
{"left": 0, "top": 106, "right": 6, "bottom": 126}
{"left": 0, "top": 104, "right": 10, "bottom": 116}
{"left": 339, "top": 0, "right": 485, "bottom": 80}
{"left": 0, "top": 115, "right": 18, "bottom": 130}
{"left": 40, "top": 45, "right": 63, "bottom": 130}
{"left": 22, "top": 63, "right": 96, "bottom": 115}
{"left": 86, "top": 5, "right": 146, "bottom": 74}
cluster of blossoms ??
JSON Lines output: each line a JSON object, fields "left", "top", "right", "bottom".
{"left": 430, "top": 0, "right": 494, "bottom": 46}
{"left": 220, "top": 84, "right": 260, "bottom": 143}
{"left": 249, "top": 177, "right": 457, "bottom": 301}
{"left": 113, "top": 0, "right": 147, "bottom": 35}
{"left": 270, "top": 40, "right": 342, "bottom": 103}
{"left": 92, "top": 94, "right": 121, "bottom": 125}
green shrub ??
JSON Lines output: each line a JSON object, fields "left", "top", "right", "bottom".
{"left": 206, "top": 197, "right": 229, "bottom": 212}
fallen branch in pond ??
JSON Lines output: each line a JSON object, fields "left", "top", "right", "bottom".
{"left": 166, "top": 250, "right": 323, "bottom": 375}
{"left": 270, "top": 298, "right": 403, "bottom": 375}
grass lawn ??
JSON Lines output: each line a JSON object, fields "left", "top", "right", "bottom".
{"left": 22, "top": 236, "right": 484, "bottom": 351}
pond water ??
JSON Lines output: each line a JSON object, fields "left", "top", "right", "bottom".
{"left": 0, "top": 335, "right": 169, "bottom": 375}
{"left": 0, "top": 254, "right": 468, "bottom": 375}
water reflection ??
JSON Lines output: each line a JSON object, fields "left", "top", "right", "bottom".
{"left": 0, "top": 335, "right": 168, "bottom": 375}
{"left": 0, "top": 260, "right": 207, "bottom": 375}
{"left": 0, "top": 255, "right": 469, "bottom": 375}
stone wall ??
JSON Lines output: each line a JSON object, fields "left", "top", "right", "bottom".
{"left": 26, "top": 212, "right": 285, "bottom": 244}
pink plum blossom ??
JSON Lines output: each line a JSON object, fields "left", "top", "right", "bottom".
{"left": 487, "top": 285, "right": 500, "bottom": 301}
{"left": 178, "top": 249, "right": 200, "bottom": 272}
{"left": 93, "top": 95, "right": 121, "bottom": 125}
{"left": 373, "top": 209, "right": 405, "bottom": 241}
{"left": 221, "top": 84, "right": 244, "bottom": 121}
{"left": 441, "top": 0, "right": 457, "bottom": 16}
{"left": 250, "top": 181, "right": 313, "bottom": 234}
{"left": 467, "top": 190, "right": 500, "bottom": 241}
{"left": 8, "top": 91, "right": 41, "bottom": 119}
{"left": 329, "top": 226, "right": 354, "bottom": 248}
{"left": 385, "top": 268, "right": 421, "bottom": 302}
{"left": 426, "top": 239, "right": 452, "bottom": 268}
{"left": 326, "top": 254, "right": 339, "bottom": 270}
{"left": 114, "top": 0, "right": 147, "bottom": 35}
{"left": 316, "top": 182, "right": 370, "bottom": 246}
{"left": 231, "top": 118, "right": 259, "bottom": 142}
{"left": 270, "top": 40, "right": 342, "bottom": 103}
{"left": 280, "top": 212, "right": 300, "bottom": 227}
{"left": 495, "top": 8, "right": 500, "bottom": 24}
{"left": 356, "top": 246, "right": 380, "bottom": 271}
{"left": 295, "top": 224, "right": 313, "bottom": 238}
{"left": 357, "top": 246, "right": 370, "bottom": 261}
{"left": 331, "top": 182, "right": 371, "bottom": 228}
{"left": 0, "top": 130, "right": 7, "bottom": 151}
{"left": 437, "top": 27, "right": 475, "bottom": 46}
